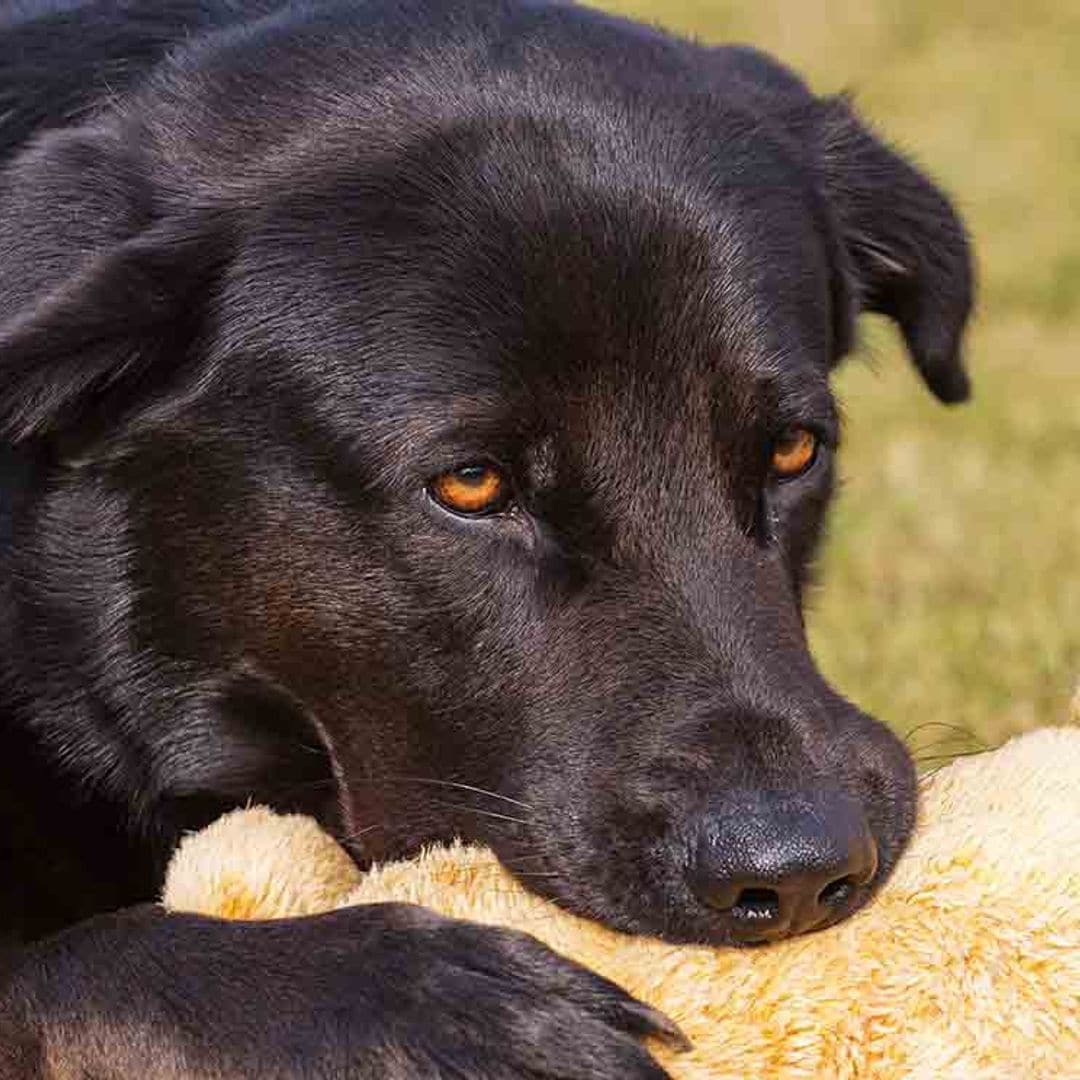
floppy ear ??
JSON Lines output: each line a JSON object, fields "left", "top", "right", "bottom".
{"left": 817, "top": 97, "right": 974, "bottom": 403}
{"left": 0, "top": 123, "right": 228, "bottom": 446}
{"left": 0, "top": 216, "right": 225, "bottom": 444}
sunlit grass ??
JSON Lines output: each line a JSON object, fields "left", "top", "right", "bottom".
{"left": 595, "top": 0, "right": 1080, "bottom": 747}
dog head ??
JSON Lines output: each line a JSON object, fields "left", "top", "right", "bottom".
{"left": 0, "top": 5, "right": 971, "bottom": 944}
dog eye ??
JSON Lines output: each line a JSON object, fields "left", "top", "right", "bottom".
{"left": 770, "top": 427, "right": 818, "bottom": 480}
{"left": 429, "top": 463, "right": 512, "bottom": 516}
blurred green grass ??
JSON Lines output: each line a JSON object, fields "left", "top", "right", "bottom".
{"left": 595, "top": 0, "right": 1080, "bottom": 752}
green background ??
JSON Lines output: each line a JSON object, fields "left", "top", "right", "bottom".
{"left": 596, "top": 0, "right": 1080, "bottom": 761}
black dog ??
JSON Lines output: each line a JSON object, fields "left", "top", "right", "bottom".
{"left": 0, "top": 1, "right": 972, "bottom": 1075}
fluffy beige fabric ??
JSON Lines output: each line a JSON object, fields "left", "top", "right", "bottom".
{"left": 164, "top": 728, "right": 1080, "bottom": 1079}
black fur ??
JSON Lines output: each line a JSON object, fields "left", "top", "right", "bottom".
{"left": 0, "top": 1, "right": 972, "bottom": 1075}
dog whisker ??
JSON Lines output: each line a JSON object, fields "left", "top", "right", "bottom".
{"left": 342, "top": 774, "right": 536, "bottom": 811}
{"left": 342, "top": 821, "right": 387, "bottom": 842}
{"left": 382, "top": 776, "right": 537, "bottom": 811}
{"left": 909, "top": 738, "right": 985, "bottom": 760}
{"left": 404, "top": 796, "right": 540, "bottom": 831}
{"left": 913, "top": 747, "right": 992, "bottom": 767}
{"left": 903, "top": 720, "right": 985, "bottom": 746}
{"left": 910, "top": 733, "right": 989, "bottom": 754}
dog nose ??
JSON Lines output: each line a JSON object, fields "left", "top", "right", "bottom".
{"left": 688, "top": 790, "right": 878, "bottom": 943}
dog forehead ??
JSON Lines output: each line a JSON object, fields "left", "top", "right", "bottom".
{"left": 217, "top": 92, "right": 838, "bottom": 473}
{"left": 240, "top": 155, "right": 830, "bottom": 373}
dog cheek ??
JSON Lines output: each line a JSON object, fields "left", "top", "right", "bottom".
{"left": 844, "top": 715, "right": 918, "bottom": 870}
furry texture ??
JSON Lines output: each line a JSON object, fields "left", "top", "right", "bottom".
{"left": 1, "top": 0, "right": 970, "bottom": 954}
{"left": 164, "top": 727, "right": 1080, "bottom": 1079}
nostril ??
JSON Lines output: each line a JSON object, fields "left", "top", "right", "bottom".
{"left": 730, "top": 887, "right": 780, "bottom": 923}
{"left": 688, "top": 789, "right": 879, "bottom": 940}
{"left": 817, "top": 875, "right": 857, "bottom": 910}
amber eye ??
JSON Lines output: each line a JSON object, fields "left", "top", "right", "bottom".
{"left": 770, "top": 427, "right": 819, "bottom": 479}
{"left": 430, "top": 463, "right": 511, "bottom": 516}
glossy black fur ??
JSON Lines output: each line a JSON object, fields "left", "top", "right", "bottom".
{"left": 0, "top": 1, "right": 972, "bottom": 1075}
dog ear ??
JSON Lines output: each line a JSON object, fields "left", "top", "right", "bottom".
{"left": 0, "top": 217, "right": 226, "bottom": 445}
{"left": 816, "top": 97, "right": 975, "bottom": 403}
{"left": 0, "top": 127, "right": 227, "bottom": 445}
